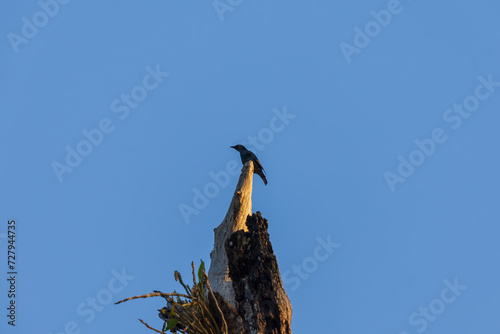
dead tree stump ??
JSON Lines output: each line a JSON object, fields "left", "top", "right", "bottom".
{"left": 208, "top": 161, "right": 292, "bottom": 334}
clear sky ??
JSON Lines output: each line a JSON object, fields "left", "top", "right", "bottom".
{"left": 1, "top": 1, "right": 500, "bottom": 333}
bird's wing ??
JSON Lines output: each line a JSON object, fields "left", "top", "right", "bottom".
{"left": 251, "top": 156, "right": 266, "bottom": 174}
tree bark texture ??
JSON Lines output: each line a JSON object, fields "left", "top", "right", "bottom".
{"left": 208, "top": 161, "right": 292, "bottom": 334}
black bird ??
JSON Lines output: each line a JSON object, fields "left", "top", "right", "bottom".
{"left": 231, "top": 144, "right": 268, "bottom": 185}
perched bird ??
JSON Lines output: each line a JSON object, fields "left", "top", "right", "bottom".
{"left": 158, "top": 306, "right": 171, "bottom": 322}
{"left": 158, "top": 305, "right": 185, "bottom": 332}
{"left": 231, "top": 144, "right": 268, "bottom": 185}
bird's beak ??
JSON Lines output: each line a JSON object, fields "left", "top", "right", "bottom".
{"left": 230, "top": 146, "right": 236, "bottom": 149}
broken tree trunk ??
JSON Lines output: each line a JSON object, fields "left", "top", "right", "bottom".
{"left": 208, "top": 160, "right": 254, "bottom": 307}
{"left": 208, "top": 161, "right": 292, "bottom": 334}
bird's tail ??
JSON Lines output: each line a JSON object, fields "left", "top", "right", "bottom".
{"left": 256, "top": 171, "right": 268, "bottom": 185}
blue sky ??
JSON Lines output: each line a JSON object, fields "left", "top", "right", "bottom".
{"left": 1, "top": 0, "right": 500, "bottom": 333}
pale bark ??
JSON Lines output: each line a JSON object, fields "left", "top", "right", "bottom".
{"left": 208, "top": 160, "right": 254, "bottom": 307}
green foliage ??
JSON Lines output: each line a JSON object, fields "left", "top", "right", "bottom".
{"left": 165, "top": 318, "right": 178, "bottom": 331}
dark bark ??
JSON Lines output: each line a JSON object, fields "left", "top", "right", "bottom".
{"left": 210, "top": 292, "right": 245, "bottom": 333}
{"left": 225, "top": 212, "right": 292, "bottom": 334}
